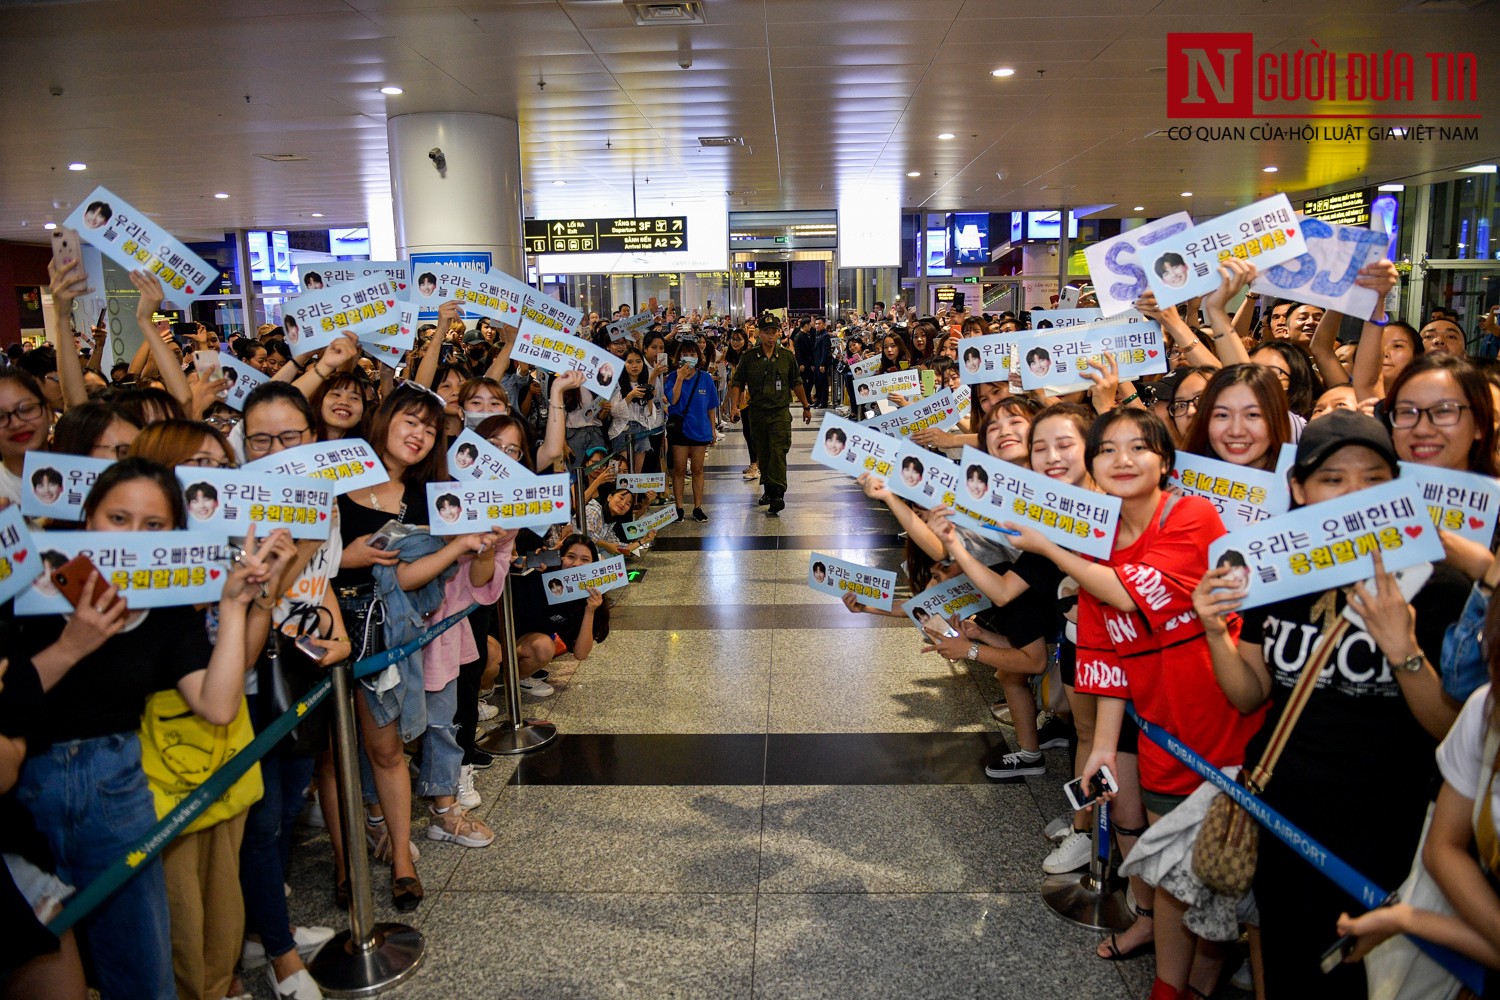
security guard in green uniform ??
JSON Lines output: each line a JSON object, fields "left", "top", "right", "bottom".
{"left": 728, "top": 316, "right": 812, "bottom": 515}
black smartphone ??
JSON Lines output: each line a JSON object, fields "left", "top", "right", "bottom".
{"left": 521, "top": 549, "right": 561, "bottom": 571}
{"left": 1318, "top": 934, "right": 1358, "bottom": 974}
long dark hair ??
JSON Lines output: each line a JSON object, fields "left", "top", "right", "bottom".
{"left": 82, "top": 457, "right": 186, "bottom": 528}
{"left": 1251, "top": 340, "right": 1324, "bottom": 419}
{"left": 1183, "top": 363, "right": 1293, "bottom": 472}
{"left": 560, "top": 535, "right": 611, "bottom": 641}
{"left": 474, "top": 414, "right": 538, "bottom": 473}
{"left": 1384, "top": 352, "right": 1498, "bottom": 476}
{"left": 368, "top": 383, "right": 447, "bottom": 484}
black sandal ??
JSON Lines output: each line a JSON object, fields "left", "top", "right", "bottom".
{"left": 1098, "top": 906, "right": 1154, "bottom": 961}
{"left": 392, "top": 875, "right": 424, "bottom": 912}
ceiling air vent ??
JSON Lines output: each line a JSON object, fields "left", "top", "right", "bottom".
{"left": 256, "top": 153, "right": 308, "bottom": 162}
{"left": 699, "top": 136, "right": 745, "bottom": 148}
{"left": 625, "top": 2, "right": 706, "bottom": 25}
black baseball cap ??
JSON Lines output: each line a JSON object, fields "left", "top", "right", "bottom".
{"left": 757, "top": 316, "right": 779, "bottom": 331}
{"left": 1292, "top": 410, "right": 1399, "bottom": 478}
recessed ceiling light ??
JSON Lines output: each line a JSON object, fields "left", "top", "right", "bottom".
{"left": 553, "top": 180, "right": 567, "bottom": 186}
{"left": 214, "top": 192, "right": 230, "bottom": 199}
{"left": 380, "top": 86, "right": 403, "bottom": 95}
{"left": 906, "top": 171, "right": 921, "bottom": 177}
{"left": 43, "top": 222, "right": 57, "bottom": 230}
{"left": 1181, "top": 191, "right": 1193, "bottom": 197}
{"left": 1262, "top": 165, "right": 1278, "bottom": 173}
{"left": 1459, "top": 164, "right": 1497, "bottom": 174}
{"left": 990, "top": 67, "right": 1015, "bottom": 78}
{"left": 937, "top": 132, "right": 955, "bottom": 140}
{"left": 1133, "top": 206, "right": 1145, "bottom": 212}
{"left": 1377, "top": 183, "right": 1405, "bottom": 192}
{"left": 311, "top": 212, "right": 324, "bottom": 218}
{"left": 68, "top": 162, "right": 86, "bottom": 171}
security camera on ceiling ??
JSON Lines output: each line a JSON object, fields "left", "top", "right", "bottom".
{"left": 428, "top": 147, "right": 446, "bottom": 172}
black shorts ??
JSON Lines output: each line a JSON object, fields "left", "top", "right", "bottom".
{"left": 668, "top": 426, "right": 711, "bottom": 449}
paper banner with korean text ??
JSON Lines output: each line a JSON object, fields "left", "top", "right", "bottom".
{"left": 952, "top": 384, "right": 972, "bottom": 422}
{"left": 885, "top": 439, "right": 964, "bottom": 510}
{"left": 447, "top": 428, "right": 532, "bottom": 485}
{"left": 62, "top": 186, "right": 218, "bottom": 307}
{"left": 618, "top": 472, "right": 666, "bottom": 493}
{"left": 902, "top": 575, "right": 993, "bottom": 638}
{"left": 1084, "top": 212, "right": 1194, "bottom": 317}
{"left": 849, "top": 355, "right": 883, "bottom": 379}
{"left": 355, "top": 300, "right": 416, "bottom": 366}
{"left": 217, "top": 354, "right": 270, "bottom": 411}
{"left": 609, "top": 311, "right": 654, "bottom": 343}
{"left": 960, "top": 446, "right": 1122, "bottom": 558}
{"left": 14, "top": 530, "right": 235, "bottom": 615}
{"left": 1249, "top": 217, "right": 1389, "bottom": 319}
{"left": 410, "top": 264, "right": 523, "bottom": 325}
{"left": 488, "top": 268, "right": 586, "bottom": 341}
{"left": 175, "top": 467, "right": 334, "bottom": 541}
{"left": 624, "top": 505, "right": 677, "bottom": 540}
{"left": 852, "top": 368, "right": 922, "bottom": 402}
{"left": 957, "top": 334, "right": 1020, "bottom": 386}
{"left": 541, "top": 554, "right": 629, "bottom": 605}
{"left": 1169, "top": 451, "right": 1290, "bottom": 528}
{"left": 1207, "top": 479, "right": 1443, "bottom": 609}
{"left": 1030, "top": 307, "right": 1148, "bottom": 329}
{"left": 1018, "top": 316, "right": 1167, "bottom": 391}
{"left": 360, "top": 261, "right": 410, "bottom": 296}
{"left": 425, "top": 475, "right": 571, "bottom": 534}
{"left": 863, "top": 387, "right": 963, "bottom": 439}
{"left": 810, "top": 412, "right": 901, "bottom": 484}
{"left": 282, "top": 273, "right": 404, "bottom": 354}
{"left": 1398, "top": 462, "right": 1500, "bottom": 548}
{"left": 297, "top": 264, "right": 361, "bottom": 288}
{"left": 242, "top": 439, "right": 389, "bottom": 497}
{"left": 1144, "top": 195, "right": 1309, "bottom": 309}
{"left": 0, "top": 505, "right": 42, "bottom": 606}
{"left": 807, "top": 552, "right": 897, "bottom": 612}
{"left": 511, "top": 328, "right": 622, "bottom": 397}
{"left": 21, "top": 452, "right": 112, "bottom": 522}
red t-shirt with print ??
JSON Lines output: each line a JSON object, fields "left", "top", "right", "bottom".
{"left": 1075, "top": 493, "right": 1267, "bottom": 796}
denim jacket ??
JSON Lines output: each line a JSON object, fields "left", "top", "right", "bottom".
{"left": 1441, "top": 581, "right": 1490, "bottom": 703}
{"left": 367, "top": 531, "right": 458, "bottom": 741}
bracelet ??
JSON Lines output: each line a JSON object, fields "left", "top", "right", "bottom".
{"left": 313, "top": 364, "right": 330, "bottom": 379}
{"left": 1118, "top": 392, "right": 1139, "bottom": 406}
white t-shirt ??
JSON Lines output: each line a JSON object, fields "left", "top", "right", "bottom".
{"left": 1437, "top": 683, "right": 1499, "bottom": 823}
{"left": 0, "top": 462, "right": 21, "bottom": 505}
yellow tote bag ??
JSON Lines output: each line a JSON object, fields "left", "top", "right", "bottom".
{"left": 139, "top": 690, "right": 263, "bottom": 835}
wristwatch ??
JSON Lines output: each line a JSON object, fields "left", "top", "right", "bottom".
{"left": 1391, "top": 649, "right": 1425, "bottom": 673}
{"left": 966, "top": 642, "right": 980, "bottom": 660}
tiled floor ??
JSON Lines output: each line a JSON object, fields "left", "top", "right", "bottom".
{"left": 268, "top": 413, "right": 1189, "bottom": 999}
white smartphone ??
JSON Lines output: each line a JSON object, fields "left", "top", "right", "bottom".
{"left": 1063, "top": 765, "right": 1119, "bottom": 812}
{"left": 194, "top": 350, "right": 225, "bottom": 398}
{"left": 50, "top": 226, "right": 82, "bottom": 270}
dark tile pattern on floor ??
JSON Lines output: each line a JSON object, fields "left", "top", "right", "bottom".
{"left": 612, "top": 601, "right": 910, "bottom": 630}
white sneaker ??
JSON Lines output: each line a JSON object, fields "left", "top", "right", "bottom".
{"left": 1042, "top": 830, "right": 1094, "bottom": 874}
{"left": 519, "top": 676, "right": 554, "bottom": 698}
{"left": 476, "top": 700, "right": 499, "bottom": 722}
{"left": 243, "top": 926, "right": 336, "bottom": 968}
{"left": 266, "top": 966, "right": 323, "bottom": 1000}
{"left": 457, "top": 764, "right": 481, "bottom": 810}
{"left": 1043, "top": 810, "right": 1076, "bottom": 844}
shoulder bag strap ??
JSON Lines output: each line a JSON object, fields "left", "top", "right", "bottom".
{"left": 1157, "top": 491, "right": 1181, "bottom": 530}
{"left": 1244, "top": 590, "right": 1350, "bottom": 794}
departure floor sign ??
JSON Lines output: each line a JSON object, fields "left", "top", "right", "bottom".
{"left": 525, "top": 217, "right": 688, "bottom": 255}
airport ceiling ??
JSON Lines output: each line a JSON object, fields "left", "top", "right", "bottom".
{"left": 1, "top": 0, "right": 1498, "bottom": 245}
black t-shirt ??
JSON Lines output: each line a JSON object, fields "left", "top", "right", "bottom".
{"left": 975, "top": 553, "right": 1063, "bottom": 651}
{"left": 509, "top": 569, "right": 599, "bottom": 649}
{"left": 1009, "top": 551, "right": 1076, "bottom": 674}
{"left": 18, "top": 606, "right": 211, "bottom": 747}
{"left": 335, "top": 480, "right": 429, "bottom": 589}
{"left": 1239, "top": 562, "right": 1468, "bottom": 795}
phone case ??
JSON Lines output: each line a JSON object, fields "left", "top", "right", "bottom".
{"left": 53, "top": 553, "right": 102, "bottom": 609}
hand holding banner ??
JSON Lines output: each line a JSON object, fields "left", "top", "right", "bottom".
{"left": 426, "top": 476, "right": 571, "bottom": 534}
{"left": 282, "top": 274, "right": 404, "bottom": 354}
{"left": 542, "top": 555, "right": 628, "bottom": 605}
{"left": 63, "top": 186, "right": 219, "bottom": 307}
{"left": 863, "top": 388, "right": 963, "bottom": 439}
{"left": 15, "top": 531, "right": 235, "bottom": 615}
{"left": 510, "top": 329, "right": 622, "bottom": 397}
{"left": 1249, "top": 217, "right": 1390, "bottom": 318}
{"left": 807, "top": 552, "right": 897, "bottom": 611}
{"left": 1144, "top": 195, "right": 1308, "bottom": 309}
{"left": 960, "top": 446, "right": 1122, "bottom": 559}
{"left": 810, "top": 412, "right": 901, "bottom": 483}
{"left": 902, "top": 575, "right": 993, "bottom": 637}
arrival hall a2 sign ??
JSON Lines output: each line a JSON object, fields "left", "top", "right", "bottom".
{"left": 525, "top": 217, "right": 688, "bottom": 255}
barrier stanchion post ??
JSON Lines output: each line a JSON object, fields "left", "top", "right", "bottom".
{"left": 1040, "top": 799, "right": 1135, "bottom": 932}
{"left": 573, "top": 467, "right": 588, "bottom": 535}
{"left": 308, "top": 660, "right": 425, "bottom": 997}
{"left": 477, "top": 578, "right": 558, "bottom": 755}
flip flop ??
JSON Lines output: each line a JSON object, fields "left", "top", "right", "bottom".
{"left": 1097, "top": 932, "right": 1155, "bottom": 961}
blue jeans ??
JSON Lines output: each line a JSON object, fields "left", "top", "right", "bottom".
{"left": 17, "top": 733, "right": 175, "bottom": 1000}
{"left": 239, "top": 699, "right": 316, "bottom": 961}
{"left": 417, "top": 680, "right": 462, "bottom": 799}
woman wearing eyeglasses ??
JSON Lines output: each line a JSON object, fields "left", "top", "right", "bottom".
{"left": 0, "top": 371, "right": 53, "bottom": 505}
{"left": 49, "top": 400, "right": 141, "bottom": 462}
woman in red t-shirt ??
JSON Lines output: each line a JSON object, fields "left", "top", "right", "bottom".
{"left": 1001, "top": 407, "right": 1265, "bottom": 1000}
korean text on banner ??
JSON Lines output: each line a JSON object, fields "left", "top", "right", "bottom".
{"left": 1084, "top": 212, "right": 1193, "bottom": 317}
{"left": 852, "top": 368, "right": 922, "bottom": 402}
{"left": 21, "top": 452, "right": 112, "bottom": 523}
{"left": 903, "top": 575, "right": 993, "bottom": 637}
{"left": 886, "top": 439, "right": 965, "bottom": 513}
{"left": 618, "top": 472, "right": 666, "bottom": 494}
{"left": 1249, "top": 218, "right": 1390, "bottom": 318}
{"left": 1207, "top": 479, "right": 1444, "bottom": 609}
{"left": 849, "top": 355, "right": 882, "bottom": 379}
{"left": 359, "top": 261, "right": 409, "bottom": 297}
{"left": 0, "top": 505, "right": 42, "bottom": 606}
{"left": 542, "top": 554, "right": 629, "bottom": 605}
{"left": 242, "top": 439, "right": 390, "bottom": 497}
{"left": 426, "top": 475, "right": 571, "bottom": 534}
{"left": 807, "top": 551, "right": 897, "bottom": 611}
{"left": 957, "top": 334, "right": 1019, "bottom": 386}
{"left": 218, "top": 355, "right": 270, "bottom": 412}
{"left": 282, "top": 274, "right": 404, "bottom": 354}
{"left": 623, "top": 505, "right": 677, "bottom": 540}
{"left": 960, "top": 446, "right": 1122, "bottom": 559}
{"left": 175, "top": 468, "right": 334, "bottom": 541}
{"left": 63, "top": 186, "right": 219, "bottom": 307}
{"left": 1170, "top": 451, "right": 1290, "bottom": 529}
{"left": 863, "top": 387, "right": 963, "bottom": 439}
{"left": 1144, "top": 195, "right": 1309, "bottom": 310}
{"left": 358, "top": 301, "right": 416, "bottom": 365}
{"left": 810, "top": 412, "right": 901, "bottom": 483}
{"left": 410, "top": 263, "right": 522, "bottom": 325}
{"left": 1397, "top": 462, "right": 1500, "bottom": 548}
{"left": 447, "top": 428, "right": 533, "bottom": 485}
{"left": 15, "top": 531, "right": 235, "bottom": 615}
{"left": 511, "top": 327, "right": 622, "bottom": 397}
{"left": 1018, "top": 316, "right": 1167, "bottom": 391}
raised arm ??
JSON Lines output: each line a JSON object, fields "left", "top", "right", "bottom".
{"left": 537, "top": 370, "right": 584, "bottom": 471}
{"left": 1137, "top": 290, "right": 1224, "bottom": 371}
{"left": 1308, "top": 306, "right": 1352, "bottom": 388}
{"left": 1350, "top": 260, "right": 1400, "bottom": 402}
{"left": 411, "top": 300, "right": 461, "bottom": 390}
{"left": 45, "top": 256, "right": 92, "bottom": 410}
{"left": 1191, "top": 567, "right": 1273, "bottom": 712}
{"left": 290, "top": 332, "right": 360, "bottom": 402}
{"left": 129, "top": 270, "right": 193, "bottom": 409}
{"left": 1200, "top": 258, "right": 1255, "bottom": 366}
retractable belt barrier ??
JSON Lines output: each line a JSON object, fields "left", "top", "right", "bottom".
{"left": 1128, "top": 705, "right": 1485, "bottom": 994}
{"left": 45, "top": 604, "right": 479, "bottom": 937}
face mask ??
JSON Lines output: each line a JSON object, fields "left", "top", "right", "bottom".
{"left": 464, "top": 409, "right": 500, "bottom": 430}
{"left": 681, "top": 356, "right": 698, "bottom": 369}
